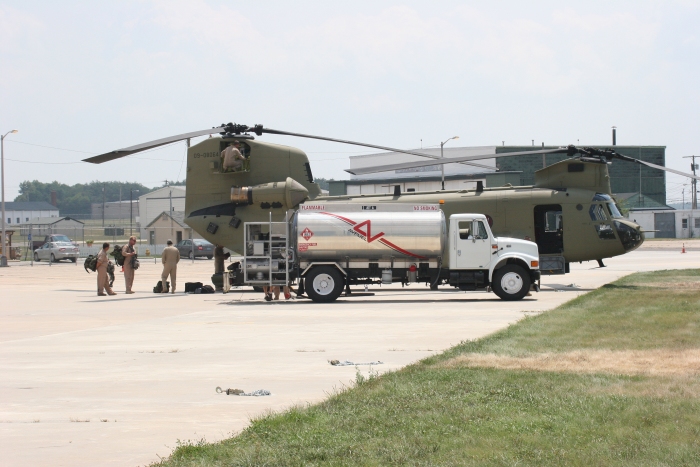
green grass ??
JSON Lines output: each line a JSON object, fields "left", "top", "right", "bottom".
{"left": 151, "top": 269, "right": 700, "bottom": 467}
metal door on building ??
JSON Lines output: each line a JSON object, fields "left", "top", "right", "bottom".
{"left": 654, "top": 212, "right": 676, "bottom": 238}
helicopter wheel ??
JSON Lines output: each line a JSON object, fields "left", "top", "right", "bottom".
{"left": 492, "top": 264, "right": 531, "bottom": 301}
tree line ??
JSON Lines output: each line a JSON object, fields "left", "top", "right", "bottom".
{"left": 14, "top": 180, "right": 156, "bottom": 216}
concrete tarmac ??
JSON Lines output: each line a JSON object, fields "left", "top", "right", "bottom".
{"left": 0, "top": 247, "right": 697, "bottom": 466}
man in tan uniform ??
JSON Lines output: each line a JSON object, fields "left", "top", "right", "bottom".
{"left": 122, "top": 236, "right": 137, "bottom": 294}
{"left": 221, "top": 141, "right": 245, "bottom": 172}
{"left": 97, "top": 242, "right": 116, "bottom": 296}
{"left": 161, "top": 239, "right": 180, "bottom": 294}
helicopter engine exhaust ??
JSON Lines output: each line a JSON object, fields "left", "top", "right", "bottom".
{"left": 231, "top": 177, "right": 309, "bottom": 209}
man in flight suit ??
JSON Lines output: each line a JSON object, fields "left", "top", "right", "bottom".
{"left": 97, "top": 242, "right": 116, "bottom": 296}
{"left": 122, "top": 236, "right": 137, "bottom": 294}
{"left": 161, "top": 239, "right": 180, "bottom": 294}
{"left": 221, "top": 141, "right": 245, "bottom": 172}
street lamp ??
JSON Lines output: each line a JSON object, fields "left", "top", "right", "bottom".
{"left": 440, "top": 136, "right": 459, "bottom": 190}
{"left": 130, "top": 189, "right": 140, "bottom": 236}
{"left": 1, "top": 129, "right": 18, "bottom": 267}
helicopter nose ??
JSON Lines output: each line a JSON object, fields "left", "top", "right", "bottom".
{"left": 614, "top": 220, "right": 644, "bottom": 252}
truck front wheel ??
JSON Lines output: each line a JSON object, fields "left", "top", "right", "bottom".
{"left": 306, "top": 266, "right": 344, "bottom": 303}
{"left": 492, "top": 264, "right": 531, "bottom": 301}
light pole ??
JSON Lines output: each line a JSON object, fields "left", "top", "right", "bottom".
{"left": 440, "top": 136, "right": 459, "bottom": 190}
{"left": 683, "top": 156, "right": 698, "bottom": 210}
{"left": 1, "top": 129, "right": 18, "bottom": 267}
{"left": 130, "top": 189, "right": 139, "bottom": 236}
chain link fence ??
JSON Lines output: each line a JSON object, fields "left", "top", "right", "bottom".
{"left": 6, "top": 221, "right": 210, "bottom": 261}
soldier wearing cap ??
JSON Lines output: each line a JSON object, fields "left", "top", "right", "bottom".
{"left": 97, "top": 242, "right": 116, "bottom": 296}
{"left": 221, "top": 140, "right": 245, "bottom": 172}
{"left": 161, "top": 239, "right": 180, "bottom": 294}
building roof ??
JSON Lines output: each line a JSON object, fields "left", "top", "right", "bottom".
{"left": 615, "top": 192, "right": 673, "bottom": 210}
{"left": 22, "top": 216, "right": 85, "bottom": 225}
{"left": 5, "top": 201, "right": 58, "bottom": 211}
{"left": 145, "top": 211, "right": 190, "bottom": 229}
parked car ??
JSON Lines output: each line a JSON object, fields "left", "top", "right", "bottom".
{"left": 175, "top": 239, "right": 214, "bottom": 259}
{"left": 34, "top": 241, "right": 79, "bottom": 263}
{"left": 31, "top": 234, "right": 77, "bottom": 251}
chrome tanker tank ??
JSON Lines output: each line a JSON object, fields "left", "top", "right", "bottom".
{"left": 293, "top": 203, "right": 445, "bottom": 261}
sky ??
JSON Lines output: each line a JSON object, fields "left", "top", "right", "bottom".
{"left": 1, "top": 0, "right": 699, "bottom": 203}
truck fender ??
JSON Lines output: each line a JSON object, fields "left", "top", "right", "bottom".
{"left": 490, "top": 256, "right": 532, "bottom": 281}
{"left": 301, "top": 262, "right": 347, "bottom": 277}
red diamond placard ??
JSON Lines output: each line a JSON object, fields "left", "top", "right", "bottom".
{"left": 301, "top": 228, "right": 314, "bottom": 241}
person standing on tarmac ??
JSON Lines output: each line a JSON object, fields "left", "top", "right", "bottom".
{"left": 97, "top": 242, "right": 116, "bottom": 296}
{"left": 161, "top": 239, "right": 180, "bottom": 294}
{"left": 122, "top": 236, "right": 137, "bottom": 294}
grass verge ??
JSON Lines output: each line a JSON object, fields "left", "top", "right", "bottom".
{"left": 151, "top": 269, "right": 700, "bottom": 466}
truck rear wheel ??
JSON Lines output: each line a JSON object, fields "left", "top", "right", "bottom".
{"left": 492, "top": 264, "right": 531, "bottom": 301}
{"left": 306, "top": 266, "right": 344, "bottom": 303}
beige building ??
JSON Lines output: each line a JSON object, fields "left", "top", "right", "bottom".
{"left": 144, "top": 211, "right": 202, "bottom": 246}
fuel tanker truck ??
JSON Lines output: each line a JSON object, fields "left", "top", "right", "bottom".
{"left": 224, "top": 203, "right": 540, "bottom": 302}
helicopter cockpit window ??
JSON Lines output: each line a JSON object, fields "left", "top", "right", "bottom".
{"left": 606, "top": 202, "right": 623, "bottom": 219}
{"left": 589, "top": 204, "right": 608, "bottom": 222}
{"left": 219, "top": 140, "right": 251, "bottom": 173}
{"left": 474, "top": 221, "right": 489, "bottom": 239}
{"left": 595, "top": 224, "right": 617, "bottom": 240}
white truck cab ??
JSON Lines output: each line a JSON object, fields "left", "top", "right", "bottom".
{"left": 448, "top": 214, "right": 540, "bottom": 300}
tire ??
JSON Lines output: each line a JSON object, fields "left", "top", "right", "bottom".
{"left": 188, "top": 251, "right": 194, "bottom": 260}
{"left": 71, "top": 257, "right": 77, "bottom": 263}
{"left": 305, "top": 266, "right": 344, "bottom": 303}
{"left": 34, "top": 252, "right": 40, "bottom": 262}
{"left": 50, "top": 253, "right": 56, "bottom": 263}
{"left": 207, "top": 255, "right": 213, "bottom": 260}
{"left": 492, "top": 264, "right": 531, "bottom": 301}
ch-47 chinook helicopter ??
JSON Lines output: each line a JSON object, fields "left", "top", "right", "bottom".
{"left": 86, "top": 122, "right": 700, "bottom": 277}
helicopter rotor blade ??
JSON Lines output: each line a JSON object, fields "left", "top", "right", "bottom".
{"left": 344, "top": 147, "right": 570, "bottom": 175}
{"left": 259, "top": 127, "right": 497, "bottom": 171}
{"left": 83, "top": 126, "right": 227, "bottom": 164}
{"left": 609, "top": 152, "right": 700, "bottom": 181}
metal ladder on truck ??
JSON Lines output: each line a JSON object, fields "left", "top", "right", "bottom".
{"left": 228, "top": 214, "right": 289, "bottom": 293}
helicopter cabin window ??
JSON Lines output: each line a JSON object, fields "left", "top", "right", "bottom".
{"left": 589, "top": 204, "right": 608, "bottom": 222}
{"left": 217, "top": 140, "right": 251, "bottom": 173}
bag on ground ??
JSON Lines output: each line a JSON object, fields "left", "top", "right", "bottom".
{"left": 153, "top": 280, "right": 170, "bottom": 293}
{"left": 185, "top": 282, "right": 204, "bottom": 293}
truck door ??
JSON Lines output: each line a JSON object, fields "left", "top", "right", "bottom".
{"left": 454, "top": 219, "right": 492, "bottom": 269}
{"left": 534, "top": 204, "right": 563, "bottom": 254}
